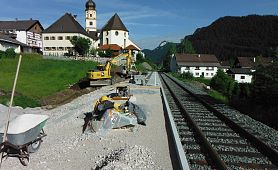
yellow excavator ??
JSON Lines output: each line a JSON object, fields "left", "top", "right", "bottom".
{"left": 87, "top": 50, "right": 136, "bottom": 86}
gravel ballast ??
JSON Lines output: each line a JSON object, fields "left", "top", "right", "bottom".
{"left": 0, "top": 82, "right": 173, "bottom": 169}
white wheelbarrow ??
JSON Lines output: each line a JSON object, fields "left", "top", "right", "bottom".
{"left": 0, "top": 114, "right": 49, "bottom": 166}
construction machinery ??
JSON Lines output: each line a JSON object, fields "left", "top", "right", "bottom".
{"left": 87, "top": 50, "right": 138, "bottom": 86}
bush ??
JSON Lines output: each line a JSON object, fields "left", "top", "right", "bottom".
{"left": 180, "top": 72, "right": 193, "bottom": 80}
{"left": 210, "top": 69, "right": 235, "bottom": 98}
{"left": 5, "top": 48, "right": 16, "bottom": 58}
{"left": 0, "top": 50, "right": 5, "bottom": 59}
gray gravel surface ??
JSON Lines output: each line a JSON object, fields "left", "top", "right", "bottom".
{"left": 1, "top": 82, "right": 173, "bottom": 169}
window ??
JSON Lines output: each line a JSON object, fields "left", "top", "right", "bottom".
{"left": 115, "top": 31, "right": 119, "bottom": 36}
{"left": 195, "top": 66, "right": 200, "bottom": 70}
{"left": 44, "top": 37, "right": 49, "bottom": 40}
{"left": 66, "top": 36, "right": 71, "bottom": 40}
{"left": 90, "top": 22, "right": 93, "bottom": 26}
{"left": 106, "top": 38, "right": 109, "bottom": 44}
{"left": 44, "top": 47, "right": 51, "bottom": 51}
{"left": 58, "top": 47, "right": 64, "bottom": 51}
{"left": 106, "top": 31, "right": 109, "bottom": 36}
{"left": 241, "top": 76, "right": 245, "bottom": 79}
{"left": 51, "top": 47, "right": 56, "bottom": 51}
{"left": 196, "top": 73, "right": 199, "bottom": 76}
{"left": 50, "top": 36, "right": 55, "bottom": 40}
{"left": 58, "top": 36, "right": 63, "bottom": 40}
{"left": 211, "top": 73, "right": 214, "bottom": 76}
{"left": 124, "top": 32, "right": 126, "bottom": 37}
{"left": 90, "top": 14, "right": 92, "bottom": 17}
{"left": 206, "top": 73, "right": 209, "bottom": 76}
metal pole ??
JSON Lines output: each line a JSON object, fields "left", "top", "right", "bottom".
{"left": 0, "top": 55, "right": 22, "bottom": 168}
{"left": 154, "top": 72, "right": 157, "bottom": 86}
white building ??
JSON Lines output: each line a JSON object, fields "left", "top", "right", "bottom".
{"left": 99, "top": 13, "right": 140, "bottom": 50}
{"left": 0, "top": 35, "right": 32, "bottom": 53}
{"left": 227, "top": 68, "right": 253, "bottom": 83}
{"left": 0, "top": 20, "right": 44, "bottom": 52}
{"left": 173, "top": 53, "right": 220, "bottom": 79}
{"left": 42, "top": 13, "right": 94, "bottom": 56}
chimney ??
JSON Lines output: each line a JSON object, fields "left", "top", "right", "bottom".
{"left": 15, "top": 18, "right": 18, "bottom": 21}
{"left": 73, "top": 15, "right": 77, "bottom": 20}
{"left": 30, "top": 18, "right": 33, "bottom": 20}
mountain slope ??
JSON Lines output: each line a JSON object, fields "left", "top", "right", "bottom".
{"left": 186, "top": 15, "right": 278, "bottom": 60}
{"left": 143, "top": 42, "right": 177, "bottom": 64}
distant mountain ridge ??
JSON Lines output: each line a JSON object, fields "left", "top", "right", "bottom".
{"left": 144, "top": 15, "right": 278, "bottom": 64}
{"left": 186, "top": 15, "right": 278, "bottom": 60}
{"left": 143, "top": 42, "right": 177, "bottom": 64}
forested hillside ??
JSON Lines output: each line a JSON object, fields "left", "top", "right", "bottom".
{"left": 186, "top": 15, "right": 278, "bottom": 60}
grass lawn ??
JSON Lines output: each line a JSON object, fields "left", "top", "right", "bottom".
{"left": 0, "top": 53, "right": 97, "bottom": 107}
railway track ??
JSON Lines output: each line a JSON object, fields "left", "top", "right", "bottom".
{"left": 160, "top": 73, "right": 278, "bottom": 169}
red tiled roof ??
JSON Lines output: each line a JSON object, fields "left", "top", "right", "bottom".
{"left": 124, "top": 45, "right": 139, "bottom": 51}
{"left": 99, "top": 44, "right": 122, "bottom": 51}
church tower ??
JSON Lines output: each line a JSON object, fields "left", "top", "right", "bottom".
{"left": 85, "top": 0, "right": 96, "bottom": 32}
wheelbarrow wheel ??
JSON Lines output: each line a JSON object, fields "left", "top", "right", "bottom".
{"left": 19, "top": 150, "right": 29, "bottom": 166}
{"left": 28, "top": 140, "right": 41, "bottom": 153}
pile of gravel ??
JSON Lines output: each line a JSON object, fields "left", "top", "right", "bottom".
{"left": 93, "top": 145, "right": 157, "bottom": 170}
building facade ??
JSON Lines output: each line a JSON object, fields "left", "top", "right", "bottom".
{"left": 42, "top": 13, "right": 94, "bottom": 56}
{"left": 0, "top": 20, "right": 44, "bottom": 52}
{"left": 227, "top": 68, "right": 253, "bottom": 83}
{"left": 174, "top": 53, "right": 220, "bottom": 79}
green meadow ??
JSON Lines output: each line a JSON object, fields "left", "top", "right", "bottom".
{"left": 0, "top": 54, "right": 97, "bottom": 107}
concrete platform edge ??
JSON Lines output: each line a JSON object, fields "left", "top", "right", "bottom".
{"left": 160, "top": 84, "right": 190, "bottom": 170}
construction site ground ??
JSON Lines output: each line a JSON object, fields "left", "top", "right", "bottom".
{"left": 1, "top": 72, "right": 176, "bottom": 169}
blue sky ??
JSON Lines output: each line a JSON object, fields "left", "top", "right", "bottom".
{"left": 0, "top": 0, "right": 277, "bottom": 49}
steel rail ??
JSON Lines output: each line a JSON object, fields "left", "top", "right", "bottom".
{"left": 163, "top": 73, "right": 278, "bottom": 167}
{"left": 160, "top": 73, "right": 228, "bottom": 170}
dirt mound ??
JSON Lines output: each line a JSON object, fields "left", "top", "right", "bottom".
{"left": 40, "top": 88, "right": 93, "bottom": 109}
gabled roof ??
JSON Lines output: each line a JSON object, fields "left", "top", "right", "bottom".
{"left": 176, "top": 53, "right": 220, "bottom": 67}
{"left": 88, "top": 31, "right": 99, "bottom": 41}
{"left": 227, "top": 68, "right": 252, "bottom": 74}
{"left": 236, "top": 57, "right": 273, "bottom": 68}
{"left": 99, "top": 44, "right": 122, "bottom": 51}
{"left": 43, "top": 13, "right": 89, "bottom": 36}
{"left": 0, "top": 35, "right": 27, "bottom": 46}
{"left": 0, "top": 20, "right": 43, "bottom": 31}
{"left": 102, "top": 13, "right": 128, "bottom": 32}
{"left": 124, "top": 45, "right": 139, "bottom": 51}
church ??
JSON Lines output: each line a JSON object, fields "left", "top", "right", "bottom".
{"left": 42, "top": 0, "right": 140, "bottom": 56}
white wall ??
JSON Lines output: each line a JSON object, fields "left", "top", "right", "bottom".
{"left": 180, "top": 66, "right": 218, "bottom": 79}
{"left": 234, "top": 74, "right": 252, "bottom": 83}
{"left": 85, "top": 9, "right": 97, "bottom": 32}
{"left": 42, "top": 33, "right": 94, "bottom": 56}
{"left": 102, "top": 30, "right": 128, "bottom": 48}
{"left": 0, "top": 41, "right": 21, "bottom": 53}
{"left": 16, "top": 31, "right": 27, "bottom": 45}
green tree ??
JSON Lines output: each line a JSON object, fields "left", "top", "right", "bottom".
{"left": 136, "top": 52, "right": 145, "bottom": 63}
{"left": 210, "top": 69, "right": 235, "bottom": 98}
{"left": 162, "top": 44, "right": 176, "bottom": 72}
{"left": 70, "top": 36, "right": 91, "bottom": 56}
{"left": 90, "top": 47, "right": 96, "bottom": 56}
{"left": 179, "top": 39, "right": 196, "bottom": 54}
{"left": 5, "top": 48, "right": 16, "bottom": 58}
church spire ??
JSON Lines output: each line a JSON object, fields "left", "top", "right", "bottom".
{"left": 85, "top": 0, "right": 97, "bottom": 32}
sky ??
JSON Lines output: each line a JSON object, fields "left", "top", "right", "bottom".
{"left": 0, "top": 0, "right": 277, "bottom": 50}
